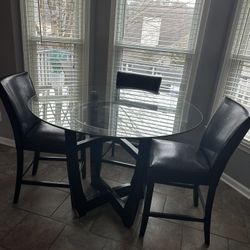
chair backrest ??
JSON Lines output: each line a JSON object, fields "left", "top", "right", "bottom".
{"left": 0, "top": 72, "right": 39, "bottom": 139}
{"left": 199, "top": 97, "right": 250, "bottom": 179}
{"left": 116, "top": 71, "right": 161, "bottom": 94}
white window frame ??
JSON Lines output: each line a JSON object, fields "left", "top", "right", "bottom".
{"left": 20, "top": 0, "right": 90, "bottom": 102}
{"left": 20, "top": 0, "right": 90, "bottom": 127}
{"left": 213, "top": 0, "right": 250, "bottom": 153}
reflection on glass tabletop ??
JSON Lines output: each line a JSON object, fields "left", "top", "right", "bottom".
{"left": 30, "top": 95, "right": 203, "bottom": 139}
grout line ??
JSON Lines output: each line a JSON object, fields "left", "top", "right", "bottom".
{"left": 50, "top": 193, "right": 70, "bottom": 218}
{"left": 0, "top": 212, "right": 30, "bottom": 245}
{"left": 48, "top": 224, "right": 66, "bottom": 250}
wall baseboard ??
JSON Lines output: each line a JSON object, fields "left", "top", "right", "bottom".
{"left": 0, "top": 137, "right": 15, "bottom": 147}
{"left": 0, "top": 136, "right": 249, "bottom": 199}
{"left": 221, "top": 173, "right": 250, "bottom": 199}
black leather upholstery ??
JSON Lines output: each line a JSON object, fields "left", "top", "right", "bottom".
{"left": 24, "top": 121, "right": 66, "bottom": 154}
{"left": 0, "top": 72, "right": 66, "bottom": 153}
{"left": 116, "top": 71, "right": 161, "bottom": 94}
{"left": 140, "top": 97, "right": 250, "bottom": 246}
{"left": 200, "top": 97, "right": 250, "bottom": 168}
{"left": 149, "top": 140, "right": 211, "bottom": 185}
{"left": 1, "top": 72, "right": 39, "bottom": 137}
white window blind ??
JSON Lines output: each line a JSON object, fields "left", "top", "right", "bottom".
{"left": 21, "top": 0, "right": 87, "bottom": 127}
{"left": 216, "top": 0, "right": 250, "bottom": 149}
{"left": 111, "top": 0, "right": 205, "bottom": 137}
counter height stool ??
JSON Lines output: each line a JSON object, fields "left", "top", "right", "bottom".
{"left": 139, "top": 97, "right": 250, "bottom": 246}
{"left": 0, "top": 72, "right": 90, "bottom": 204}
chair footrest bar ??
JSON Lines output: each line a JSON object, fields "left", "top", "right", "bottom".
{"left": 22, "top": 180, "right": 70, "bottom": 188}
{"left": 165, "top": 182, "right": 195, "bottom": 189}
{"left": 102, "top": 159, "right": 135, "bottom": 169}
{"left": 39, "top": 156, "right": 67, "bottom": 161}
{"left": 149, "top": 211, "right": 204, "bottom": 222}
{"left": 40, "top": 156, "right": 85, "bottom": 162}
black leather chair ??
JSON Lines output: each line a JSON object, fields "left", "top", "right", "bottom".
{"left": 103, "top": 71, "right": 162, "bottom": 167}
{"left": 0, "top": 72, "right": 86, "bottom": 203}
{"left": 139, "top": 97, "right": 250, "bottom": 246}
{"left": 116, "top": 71, "right": 161, "bottom": 93}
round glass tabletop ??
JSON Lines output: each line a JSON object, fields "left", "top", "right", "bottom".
{"left": 29, "top": 92, "right": 203, "bottom": 139}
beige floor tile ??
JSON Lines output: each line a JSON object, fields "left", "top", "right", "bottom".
{"left": 17, "top": 186, "right": 69, "bottom": 217}
{"left": 51, "top": 196, "right": 99, "bottom": 230}
{"left": 149, "top": 191, "right": 166, "bottom": 213}
{"left": 211, "top": 220, "right": 249, "bottom": 243}
{"left": 50, "top": 225, "right": 107, "bottom": 250}
{"left": 30, "top": 162, "right": 68, "bottom": 183}
{"left": 134, "top": 218, "right": 182, "bottom": 250}
{"left": 51, "top": 196, "right": 81, "bottom": 224}
{"left": 103, "top": 238, "right": 140, "bottom": 250}
{"left": 2, "top": 214, "right": 64, "bottom": 250}
{"left": 90, "top": 207, "right": 138, "bottom": 243}
{"left": 181, "top": 226, "right": 228, "bottom": 250}
{"left": 228, "top": 239, "right": 250, "bottom": 250}
{"left": 163, "top": 188, "right": 203, "bottom": 218}
{"left": 0, "top": 207, "right": 27, "bottom": 240}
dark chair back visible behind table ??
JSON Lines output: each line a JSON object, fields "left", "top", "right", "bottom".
{"left": 139, "top": 97, "right": 250, "bottom": 246}
{"left": 103, "top": 71, "right": 162, "bottom": 166}
{"left": 116, "top": 71, "right": 161, "bottom": 94}
{"left": 0, "top": 72, "right": 86, "bottom": 203}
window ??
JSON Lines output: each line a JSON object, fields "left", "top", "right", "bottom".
{"left": 141, "top": 17, "right": 161, "bottom": 47}
{"left": 215, "top": 0, "right": 250, "bottom": 149}
{"left": 110, "top": 0, "right": 205, "bottom": 137}
{"left": 21, "top": 0, "right": 88, "bottom": 126}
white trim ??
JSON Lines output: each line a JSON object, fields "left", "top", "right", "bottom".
{"left": 221, "top": 173, "right": 250, "bottom": 199}
{"left": 180, "top": 0, "right": 211, "bottom": 103}
{"left": 212, "top": 1, "right": 243, "bottom": 112}
{"left": 0, "top": 137, "right": 15, "bottom": 148}
{"left": 106, "top": 0, "right": 117, "bottom": 102}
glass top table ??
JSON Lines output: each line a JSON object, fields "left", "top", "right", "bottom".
{"left": 29, "top": 91, "right": 203, "bottom": 227}
{"left": 30, "top": 95, "right": 203, "bottom": 139}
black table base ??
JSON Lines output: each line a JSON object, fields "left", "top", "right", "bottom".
{"left": 65, "top": 130, "right": 151, "bottom": 227}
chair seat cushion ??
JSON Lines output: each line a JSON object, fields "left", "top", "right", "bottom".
{"left": 149, "top": 139, "right": 211, "bottom": 185}
{"left": 23, "top": 121, "right": 66, "bottom": 154}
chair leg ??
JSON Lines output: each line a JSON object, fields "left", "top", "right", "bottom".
{"left": 80, "top": 149, "right": 86, "bottom": 179}
{"left": 193, "top": 185, "right": 199, "bottom": 207}
{"left": 204, "top": 186, "right": 217, "bottom": 246}
{"left": 139, "top": 182, "right": 154, "bottom": 237}
{"left": 32, "top": 151, "right": 40, "bottom": 176}
{"left": 13, "top": 148, "right": 24, "bottom": 203}
{"left": 111, "top": 142, "right": 115, "bottom": 157}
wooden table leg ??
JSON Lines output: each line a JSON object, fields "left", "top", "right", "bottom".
{"left": 90, "top": 138, "right": 104, "bottom": 189}
{"left": 65, "top": 130, "right": 88, "bottom": 216}
{"left": 122, "top": 138, "right": 151, "bottom": 227}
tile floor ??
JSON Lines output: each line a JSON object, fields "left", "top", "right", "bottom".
{"left": 0, "top": 144, "right": 249, "bottom": 250}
